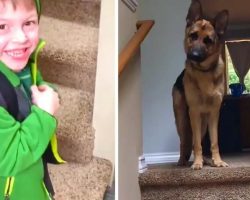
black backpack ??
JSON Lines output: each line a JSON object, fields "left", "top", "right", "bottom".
{"left": 0, "top": 71, "right": 55, "bottom": 199}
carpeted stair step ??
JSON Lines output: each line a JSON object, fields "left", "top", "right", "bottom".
{"left": 140, "top": 152, "right": 250, "bottom": 200}
{"left": 38, "top": 1, "right": 113, "bottom": 199}
{"left": 48, "top": 156, "right": 112, "bottom": 200}
{"left": 41, "top": 0, "right": 101, "bottom": 27}
{"left": 56, "top": 122, "right": 94, "bottom": 164}
{"left": 55, "top": 84, "right": 93, "bottom": 125}
{"left": 39, "top": 15, "right": 99, "bottom": 93}
{"left": 141, "top": 183, "right": 250, "bottom": 200}
{"left": 54, "top": 84, "right": 95, "bottom": 164}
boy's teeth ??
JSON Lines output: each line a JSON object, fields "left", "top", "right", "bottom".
{"left": 6, "top": 49, "right": 26, "bottom": 57}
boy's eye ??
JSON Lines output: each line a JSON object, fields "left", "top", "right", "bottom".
{"left": 24, "top": 21, "right": 36, "bottom": 26}
{"left": 0, "top": 24, "right": 6, "bottom": 30}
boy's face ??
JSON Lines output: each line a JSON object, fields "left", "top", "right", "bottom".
{"left": 0, "top": 0, "right": 39, "bottom": 72}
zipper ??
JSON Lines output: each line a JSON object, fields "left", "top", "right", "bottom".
{"left": 4, "top": 177, "right": 15, "bottom": 200}
{"left": 42, "top": 182, "right": 53, "bottom": 200}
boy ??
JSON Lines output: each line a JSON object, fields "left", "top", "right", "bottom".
{"left": 0, "top": 0, "right": 63, "bottom": 199}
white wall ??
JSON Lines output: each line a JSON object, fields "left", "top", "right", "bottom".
{"left": 138, "top": 0, "right": 191, "bottom": 154}
{"left": 119, "top": 1, "right": 142, "bottom": 200}
{"left": 119, "top": 54, "right": 142, "bottom": 200}
{"left": 93, "top": 0, "right": 115, "bottom": 170}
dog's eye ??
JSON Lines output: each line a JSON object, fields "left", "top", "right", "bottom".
{"left": 203, "top": 36, "right": 213, "bottom": 45}
{"left": 189, "top": 32, "right": 198, "bottom": 41}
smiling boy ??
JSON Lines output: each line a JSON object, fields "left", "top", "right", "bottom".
{"left": 0, "top": 0, "right": 61, "bottom": 199}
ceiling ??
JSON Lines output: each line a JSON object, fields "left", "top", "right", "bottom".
{"left": 199, "top": 0, "right": 250, "bottom": 28}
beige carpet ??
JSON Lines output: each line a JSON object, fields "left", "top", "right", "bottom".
{"left": 38, "top": 0, "right": 113, "bottom": 199}
{"left": 140, "top": 152, "right": 250, "bottom": 200}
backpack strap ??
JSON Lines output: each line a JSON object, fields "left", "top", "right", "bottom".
{"left": 0, "top": 71, "right": 18, "bottom": 118}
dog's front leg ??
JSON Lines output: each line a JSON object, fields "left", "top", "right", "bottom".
{"left": 208, "top": 110, "right": 228, "bottom": 167}
{"left": 189, "top": 108, "right": 203, "bottom": 170}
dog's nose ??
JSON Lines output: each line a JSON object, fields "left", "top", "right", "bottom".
{"left": 188, "top": 49, "right": 206, "bottom": 62}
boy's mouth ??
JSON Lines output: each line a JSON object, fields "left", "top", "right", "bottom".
{"left": 5, "top": 48, "right": 29, "bottom": 59}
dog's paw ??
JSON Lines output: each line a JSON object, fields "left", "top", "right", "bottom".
{"left": 177, "top": 158, "right": 189, "bottom": 166}
{"left": 211, "top": 159, "right": 229, "bottom": 167}
{"left": 191, "top": 162, "right": 203, "bottom": 170}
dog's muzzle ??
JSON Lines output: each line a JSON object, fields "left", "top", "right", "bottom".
{"left": 187, "top": 48, "right": 206, "bottom": 62}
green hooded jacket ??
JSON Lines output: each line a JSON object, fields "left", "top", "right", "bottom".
{"left": 0, "top": 41, "right": 57, "bottom": 199}
{"left": 0, "top": 1, "right": 64, "bottom": 199}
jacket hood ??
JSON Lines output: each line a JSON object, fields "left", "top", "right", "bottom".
{"left": 34, "top": 0, "right": 41, "bottom": 19}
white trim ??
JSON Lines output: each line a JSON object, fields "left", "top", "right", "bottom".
{"left": 138, "top": 155, "right": 148, "bottom": 173}
{"left": 144, "top": 152, "right": 179, "bottom": 165}
{"left": 143, "top": 152, "right": 194, "bottom": 165}
{"left": 121, "top": 0, "right": 138, "bottom": 12}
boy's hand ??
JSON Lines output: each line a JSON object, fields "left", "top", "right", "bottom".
{"left": 31, "top": 85, "right": 60, "bottom": 115}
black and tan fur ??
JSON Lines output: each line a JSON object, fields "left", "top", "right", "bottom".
{"left": 172, "top": 0, "right": 229, "bottom": 170}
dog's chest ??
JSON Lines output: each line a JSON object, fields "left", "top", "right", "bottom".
{"left": 184, "top": 70, "right": 224, "bottom": 107}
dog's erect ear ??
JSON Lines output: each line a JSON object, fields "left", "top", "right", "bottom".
{"left": 214, "top": 10, "right": 229, "bottom": 37}
{"left": 186, "top": 0, "right": 202, "bottom": 27}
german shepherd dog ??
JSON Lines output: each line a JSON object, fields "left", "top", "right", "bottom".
{"left": 172, "top": 0, "right": 229, "bottom": 170}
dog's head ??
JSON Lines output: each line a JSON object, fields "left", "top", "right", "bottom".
{"left": 184, "top": 0, "right": 229, "bottom": 63}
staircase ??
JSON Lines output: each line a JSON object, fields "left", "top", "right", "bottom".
{"left": 140, "top": 152, "right": 250, "bottom": 200}
{"left": 38, "top": 0, "right": 112, "bottom": 199}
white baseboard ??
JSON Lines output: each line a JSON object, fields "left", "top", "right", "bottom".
{"left": 138, "top": 152, "right": 179, "bottom": 173}
{"left": 143, "top": 152, "right": 180, "bottom": 165}
{"left": 138, "top": 155, "right": 148, "bottom": 173}
{"left": 142, "top": 152, "right": 194, "bottom": 165}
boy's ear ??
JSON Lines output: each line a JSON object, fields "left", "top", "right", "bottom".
{"left": 186, "top": 0, "right": 203, "bottom": 27}
{"left": 214, "top": 10, "right": 229, "bottom": 37}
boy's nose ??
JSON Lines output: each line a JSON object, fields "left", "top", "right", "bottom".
{"left": 11, "top": 28, "right": 28, "bottom": 43}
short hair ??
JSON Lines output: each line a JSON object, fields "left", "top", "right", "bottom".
{"left": 0, "top": 0, "right": 35, "bottom": 11}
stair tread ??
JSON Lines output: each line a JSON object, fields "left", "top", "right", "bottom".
{"left": 39, "top": 16, "right": 98, "bottom": 92}
{"left": 140, "top": 152, "right": 250, "bottom": 187}
{"left": 48, "top": 157, "right": 112, "bottom": 200}
{"left": 42, "top": 0, "right": 101, "bottom": 26}
{"left": 142, "top": 183, "right": 250, "bottom": 200}
{"left": 39, "top": 15, "right": 99, "bottom": 67}
{"left": 53, "top": 84, "right": 95, "bottom": 164}
{"left": 55, "top": 84, "right": 94, "bottom": 125}
{"left": 56, "top": 123, "right": 95, "bottom": 164}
